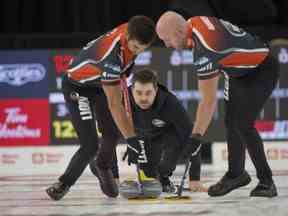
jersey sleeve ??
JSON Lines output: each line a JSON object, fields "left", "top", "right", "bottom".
{"left": 100, "top": 52, "right": 122, "bottom": 84}
{"left": 195, "top": 61, "right": 221, "bottom": 80}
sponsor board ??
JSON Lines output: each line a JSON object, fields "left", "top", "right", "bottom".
{"left": 0, "top": 146, "right": 76, "bottom": 175}
{"left": 170, "top": 50, "right": 194, "bottom": 66}
{"left": 0, "top": 46, "right": 287, "bottom": 147}
{"left": 0, "top": 144, "right": 134, "bottom": 176}
{"left": 0, "top": 50, "right": 49, "bottom": 98}
{"left": 0, "top": 99, "right": 50, "bottom": 146}
{"left": 134, "top": 50, "right": 152, "bottom": 65}
{"left": 212, "top": 142, "right": 288, "bottom": 171}
{"left": 278, "top": 47, "right": 288, "bottom": 64}
{"left": 255, "top": 120, "right": 288, "bottom": 140}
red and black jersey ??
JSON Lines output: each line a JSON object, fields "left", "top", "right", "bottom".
{"left": 187, "top": 16, "right": 269, "bottom": 79}
{"left": 66, "top": 23, "right": 135, "bottom": 87}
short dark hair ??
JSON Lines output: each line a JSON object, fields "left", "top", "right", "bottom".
{"left": 127, "top": 15, "right": 156, "bottom": 45}
{"left": 132, "top": 69, "right": 158, "bottom": 88}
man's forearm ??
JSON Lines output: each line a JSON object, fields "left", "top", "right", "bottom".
{"left": 192, "top": 100, "right": 216, "bottom": 136}
{"left": 193, "top": 75, "right": 219, "bottom": 136}
{"left": 109, "top": 103, "right": 135, "bottom": 139}
{"left": 102, "top": 83, "right": 136, "bottom": 139}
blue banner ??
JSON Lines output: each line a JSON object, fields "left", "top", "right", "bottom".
{"left": 0, "top": 50, "right": 49, "bottom": 98}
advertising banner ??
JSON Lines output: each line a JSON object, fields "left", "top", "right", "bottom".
{"left": 0, "top": 44, "right": 287, "bottom": 146}
{"left": 0, "top": 145, "right": 132, "bottom": 176}
{"left": 0, "top": 99, "right": 50, "bottom": 146}
{"left": 0, "top": 50, "right": 49, "bottom": 98}
{"left": 212, "top": 142, "right": 288, "bottom": 171}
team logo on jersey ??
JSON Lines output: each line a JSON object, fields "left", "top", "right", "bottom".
{"left": 197, "top": 62, "right": 213, "bottom": 72}
{"left": 104, "top": 63, "right": 121, "bottom": 72}
{"left": 152, "top": 119, "right": 166, "bottom": 127}
{"left": 193, "top": 56, "right": 209, "bottom": 66}
{"left": 70, "top": 91, "right": 80, "bottom": 101}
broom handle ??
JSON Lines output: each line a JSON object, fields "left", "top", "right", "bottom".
{"left": 120, "top": 75, "right": 132, "bottom": 119}
{"left": 136, "top": 164, "right": 145, "bottom": 194}
{"left": 177, "top": 159, "right": 190, "bottom": 197}
{"left": 120, "top": 75, "right": 144, "bottom": 194}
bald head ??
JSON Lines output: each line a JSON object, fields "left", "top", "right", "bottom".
{"left": 156, "top": 11, "right": 186, "bottom": 33}
{"left": 156, "top": 11, "right": 187, "bottom": 49}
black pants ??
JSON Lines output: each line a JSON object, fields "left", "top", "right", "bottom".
{"left": 140, "top": 129, "right": 182, "bottom": 178}
{"left": 224, "top": 53, "right": 279, "bottom": 184}
{"left": 59, "top": 75, "right": 120, "bottom": 186}
{"left": 132, "top": 128, "right": 201, "bottom": 181}
{"left": 156, "top": 129, "right": 201, "bottom": 181}
{"left": 99, "top": 128, "right": 182, "bottom": 179}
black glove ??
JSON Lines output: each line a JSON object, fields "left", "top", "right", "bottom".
{"left": 182, "top": 134, "right": 202, "bottom": 160}
{"left": 126, "top": 136, "right": 148, "bottom": 165}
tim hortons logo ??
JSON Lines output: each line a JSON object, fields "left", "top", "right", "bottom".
{"left": 0, "top": 107, "right": 41, "bottom": 138}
